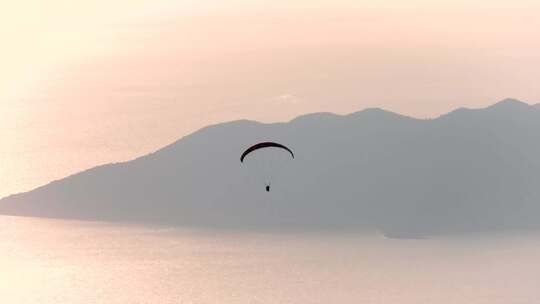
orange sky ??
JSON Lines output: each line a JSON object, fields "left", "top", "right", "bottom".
{"left": 1, "top": 0, "right": 540, "bottom": 197}
{"left": 3, "top": 0, "right": 540, "bottom": 115}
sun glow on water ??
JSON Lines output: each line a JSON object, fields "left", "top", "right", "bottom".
{"left": 1, "top": 216, "right": 539, "bottom": 304}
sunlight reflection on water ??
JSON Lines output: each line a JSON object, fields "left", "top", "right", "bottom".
{"left": 0, "top": 215, "right": 539, "bottom": 304}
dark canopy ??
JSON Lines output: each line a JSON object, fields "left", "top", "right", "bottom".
{"left": 240, "top": 142, "right": 294, "bottom": 163}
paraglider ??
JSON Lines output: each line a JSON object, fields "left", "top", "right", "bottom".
{"left": 240, "top": 142, "right": 294, "bottom": 192}
{"left": 240, "top": 142, "right": 294, "bottom": 163}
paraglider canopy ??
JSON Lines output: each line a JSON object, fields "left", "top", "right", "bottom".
{"left": 240, "top": 142, "right": 294, "bottom": 163}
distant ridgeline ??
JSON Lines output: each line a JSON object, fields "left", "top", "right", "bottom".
{"left": 1, "top": 99, "right": 540, "bottom": 238}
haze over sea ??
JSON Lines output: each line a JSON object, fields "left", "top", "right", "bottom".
{"left": 3, "top": 2, "right": 540, "bottom": 301}
{"left": 1, "top": 215, "right": 538, "bottom": 304}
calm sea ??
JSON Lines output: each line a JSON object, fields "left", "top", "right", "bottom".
{"left": 0, "top": 215, "right": 538, "bottom": 303}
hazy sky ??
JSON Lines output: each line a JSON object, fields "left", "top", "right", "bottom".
{"left": 1, "top": 0, "right": 540, "bottom": 197}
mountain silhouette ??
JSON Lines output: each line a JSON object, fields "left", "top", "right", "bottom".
{"left": 1, "top": 99, "right": 539, "bottom": 237}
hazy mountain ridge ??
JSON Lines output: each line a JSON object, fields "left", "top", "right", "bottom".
{"left": 2, "top": 99, "right": 540, "bottom": 237}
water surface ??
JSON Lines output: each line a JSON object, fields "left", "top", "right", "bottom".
{"left": 1, "top": 216, "right": 538, "bottom": 303}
